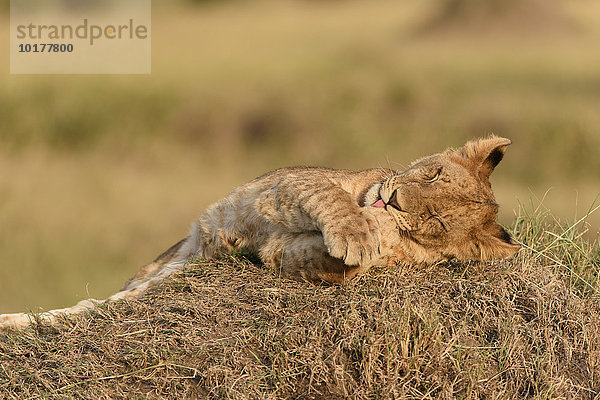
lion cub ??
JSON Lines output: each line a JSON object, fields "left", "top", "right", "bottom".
{"left": 0, "top": 136, "right": 519, "bottom": 331}
{"left": 123, "top": 135, "right": 519, "bottom": 288}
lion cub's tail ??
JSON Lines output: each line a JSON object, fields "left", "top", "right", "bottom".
{"left": 0, "top": 237, "right": 193, "bottom": 332}
{"left": 0, "top": 192, "right": 249, "bottom": 332}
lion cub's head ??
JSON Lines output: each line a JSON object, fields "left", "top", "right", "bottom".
{"left": 368, "top": 136, "right": 520, "bottom": 264}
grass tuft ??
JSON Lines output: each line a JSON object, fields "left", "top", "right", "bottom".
{"left": 512, "top": 198, "right": 600, "bottom": 297}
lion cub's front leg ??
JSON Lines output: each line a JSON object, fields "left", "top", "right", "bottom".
{"left": 256, "top": 175, "right": 381, "bottom": 267}
{"left": 319, "top": 205, "right": 381, "bottom": 267}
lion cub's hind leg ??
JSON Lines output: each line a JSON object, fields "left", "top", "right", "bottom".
{"left": 259, "top": 231, "right": 370, "bottom": 284}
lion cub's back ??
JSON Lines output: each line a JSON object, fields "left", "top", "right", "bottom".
{"left": 251, "top": 166, "right": 390, "bottom": 202}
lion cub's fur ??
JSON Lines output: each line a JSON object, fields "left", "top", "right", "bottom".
{"left": 0, "top": 136, "right": 519, "bottom": 331}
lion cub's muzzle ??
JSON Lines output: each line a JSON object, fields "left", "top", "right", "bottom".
{"left": 371, "top": 189, "right": 403, "bottom": 210}
{"left": 370, "top": 188, "right": 412, "bottom": 231}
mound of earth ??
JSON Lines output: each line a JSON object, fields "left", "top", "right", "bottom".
{"left": 1, "top": 253, "right": 598, "bottom": 399}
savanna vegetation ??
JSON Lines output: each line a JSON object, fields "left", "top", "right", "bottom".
{"left": 1, "top": 0, "right": 599, "bottom": 397}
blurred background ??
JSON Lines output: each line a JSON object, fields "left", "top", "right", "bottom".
{"left": 1, "top": 0, "right": 599, "bottom": 313}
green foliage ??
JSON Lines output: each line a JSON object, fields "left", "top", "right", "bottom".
{"left": 513, "top": 198, "right": 600, "bottom": 297}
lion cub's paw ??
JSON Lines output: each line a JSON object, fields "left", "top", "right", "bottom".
{"left": 323, "top": 210, "right": 381, "bottom": 267}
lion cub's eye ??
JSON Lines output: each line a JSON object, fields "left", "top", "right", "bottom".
{"left": 424, "top": 168, "right": 442, "bottom": 183}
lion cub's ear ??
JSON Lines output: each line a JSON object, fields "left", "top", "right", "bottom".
{"left": 475, "top": 222, "right": 520, "bottom": 261}
{"left": 457, "top": 136, "right": 512, "bottom": 180}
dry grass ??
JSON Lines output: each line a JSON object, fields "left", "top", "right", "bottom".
{"left": 1, "top": 208, "right": 598, "bottom": 399}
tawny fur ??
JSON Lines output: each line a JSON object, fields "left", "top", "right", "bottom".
{"left": 0, "top": 136, "right": 519, "bottom": 331}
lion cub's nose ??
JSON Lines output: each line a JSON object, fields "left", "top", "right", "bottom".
{"left": 388, "top": 189, "right": 403, "bottom": 212}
